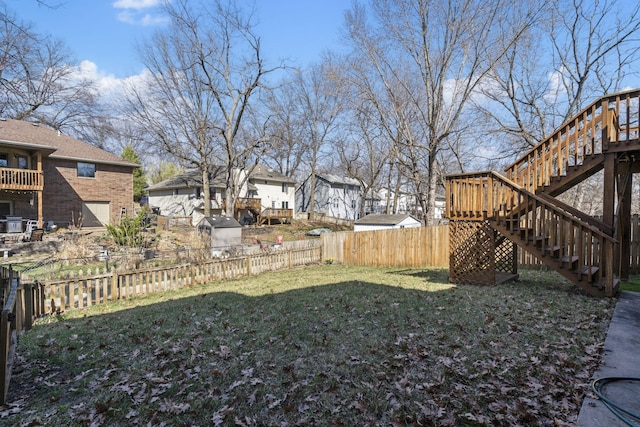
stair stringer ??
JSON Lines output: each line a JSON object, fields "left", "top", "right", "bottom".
{"left": 490, "top": 220, "right": 610, "bottom": 298}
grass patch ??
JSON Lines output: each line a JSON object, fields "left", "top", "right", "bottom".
{"left": 620, "top": 275, "right": 640, "bottom": 292}
{"left": 4, "top": 266, "right": 615, "bottom": 426}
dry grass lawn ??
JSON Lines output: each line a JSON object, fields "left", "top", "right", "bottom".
{"left": 3, "top": 265, "right": 615, "bottom": 426}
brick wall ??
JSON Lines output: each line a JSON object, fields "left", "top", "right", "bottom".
{"left": 42, "top": 158, "right": 134, "bottom": 227}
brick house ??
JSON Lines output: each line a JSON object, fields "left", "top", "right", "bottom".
{"left": 0, "top": 119, "right": 137, "bottom": 230}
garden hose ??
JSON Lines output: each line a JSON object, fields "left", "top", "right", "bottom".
{"left": 591, "top": 377, "right": 640, "bottom": 426}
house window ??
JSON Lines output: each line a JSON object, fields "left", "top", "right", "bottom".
{"left": 77, "top": 162, "right": 96, "bottom": 178}
{"left": 0, "top": 154, "right": 7, "bottom": 168}
{"left": 210, "top": 188, "right": 216, "bottom": 200}
{"left": 17, "top": 156, "right": 28, "bottom": 169}
{"left": 173, "top": 189, "right": 179, "bottom": 196}
{"left": 272, "top": 200, "right": 276, "bottom": 208}
{"left": 195, "top": 188, "right": 201, "bottom": 198}
{"left": 282, "top": 182, "right": 288, "bottom": 192}
{"left": 281, "top": 201, "right": 288, "bottom": 209}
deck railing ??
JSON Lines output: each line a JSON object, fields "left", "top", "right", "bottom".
{"left": 504, "top": 89, "right": 640, "bottom": 194}
{"left": 0, "top": 168, "right": 43, "bottom": 191}
{"left": 222, "top": 198, "right": 262, "bottom": 212}
{"left": 261, "top": 208, "right": 292, "bottom": 218}
{"left": 446, "top": 171, "right": 616, "bottom": 296}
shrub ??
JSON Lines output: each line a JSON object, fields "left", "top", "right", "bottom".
{"left": 106, "top": 210, "right": 150, "bottom": 247}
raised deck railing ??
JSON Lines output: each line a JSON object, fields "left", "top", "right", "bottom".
{"left": 0, "top": 168, "right": 43, "bottom": 191}
{"left": 504, "top": 89, "right": 640, "bottom": 194}
{"left": 446, "top": 171, "right": 616, "bottom": 296}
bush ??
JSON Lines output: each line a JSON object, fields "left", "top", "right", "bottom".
{"left": 106, "top": 210, "right": 150, "bottom": 247}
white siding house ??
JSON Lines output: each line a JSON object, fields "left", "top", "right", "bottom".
{"left": 146, "top": 166, "right": 242, "bottom": 225}
{"left": 146, "top": 164, "right": 296, "bottom": 226}
{"left": 295, "top": 174, "right": 362, "bottom": 221}
{"left": 246, "top": 165, "right": 296, "bottom": 218}
{"left": 353, "top": 213, "right": 422, "bottom": 232}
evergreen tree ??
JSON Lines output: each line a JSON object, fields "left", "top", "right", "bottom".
{"left": 121, "top": 145, "right": 147, "bottom": 202}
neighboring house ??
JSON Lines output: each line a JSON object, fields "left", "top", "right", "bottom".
{"left": 296, "top": 173, "right": 362, "bottom": 221}
{"left": 0, "top": 118, "right": 137, "bottom": 230}
{"left": 378, "top": 187, "right": 446, "bottom": 220}
{"left": 246, "top": 164, "right": 296, "bottom": 223}
{"left": 377, "top": 187, "right": 410, "bottom": 214}
{"left": 353, "top": 213, "right": 422, "bottom": 232}
{"left": 147, "top": 164, "right": 296, "bottom": 226}
{"left": 145, "top": 165, "right": 233, "bottom": 225}
{"left": 363, "top": 188, "right": 383, "bottom": 215}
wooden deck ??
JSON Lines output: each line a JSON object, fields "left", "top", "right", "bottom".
{"left": 446, "top": 89, "right": 640, "bottom": 297}
{"left": 260, "top": 208, "right": 293, "bottom": 225}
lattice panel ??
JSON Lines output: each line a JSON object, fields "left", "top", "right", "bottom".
{"left": 495, "top": 231, "right": 516, "bottom": 273}
{"left": 449, "top": 221, "right": 495, "bottom": 286}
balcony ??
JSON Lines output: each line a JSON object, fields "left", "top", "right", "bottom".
{"left": 0, "top": 168, "right": 43, "bottom": 191}
{"left": 223, "top": 197, "right": 262, "bottom": 213}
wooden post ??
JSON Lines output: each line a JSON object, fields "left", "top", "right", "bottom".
{"left": 0, "top": 310, "right": 9, "bottom": 405}
{"left": 602, "top": 154, "right": 616, "bottom": 229}
{"left": 110, "top": 271, "right": 118, "bottom": 301}
{"left": 23, "top": 283, "right": 33, "bottom": 331}
{"left": 617, "top": 163, "right": 632, "bottom": 280}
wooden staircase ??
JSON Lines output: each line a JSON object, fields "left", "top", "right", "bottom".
{"left": 446, "top": 89, "right": 640, "bottom": 297}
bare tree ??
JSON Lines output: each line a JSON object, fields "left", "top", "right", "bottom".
{"left": 476, "top": 0, "right": 640, "bottom": 162}
{"left": 124, "top": 0, "right": 278, "bottom": 217}
{"left": 337, "top": 102, "right": 390, "bottom": 217}
{"left": 262, "top": 80, "right": 308, "bottom": 180}
{"left": 290, "top": 61, "right": 344, "bottom": 217}
{"left": 342, "top": 0, "right": 539, "bottom": 225}
{"left": 0, "top": 4, "right": 99, "bottom": 135}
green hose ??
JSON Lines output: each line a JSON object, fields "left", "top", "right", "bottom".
{"left": 591, "top": 377, "right": 640, "bottom": 426}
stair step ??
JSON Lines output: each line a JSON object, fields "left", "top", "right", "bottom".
{"left": 593, "top": 278, "right": 621, "bottom": 292}
{"left": 544, "top": 245, "right": 562, "bottom": 255}
{"left": 561, "top": 255, "right": 579, "bottom": 265}
{"left": 577, "top": 265, "right": 599, "bottom": 277}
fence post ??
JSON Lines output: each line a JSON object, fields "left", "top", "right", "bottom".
{"left": 246, "top": 256, "right": 252, "bottom": 276}
{"left": 23, "top": 283, "right": 33, "bottom": 331}
{"left": 0, "top": 309, "right": 10, "bottom": 405}
{"left": 110, "top": 271, "right": 118, "bottom": 301}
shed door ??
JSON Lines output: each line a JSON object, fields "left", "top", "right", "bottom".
{"left": 82, "top": 202, "right": 110, "bottom": 227}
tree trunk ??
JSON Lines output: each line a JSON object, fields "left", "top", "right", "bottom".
{"left": 202, "top": 168, "right": 211, "bottom": 218}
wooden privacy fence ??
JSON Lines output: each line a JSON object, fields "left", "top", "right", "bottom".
{"left": 321, "top": 226, "right": 449, "bottom": 267}
{"left": 321, "top": 220, "right": 640, "bottom": 273}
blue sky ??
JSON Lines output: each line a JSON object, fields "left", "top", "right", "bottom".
{"left": 8, "top": 0, "right": 350, "bottom": 78}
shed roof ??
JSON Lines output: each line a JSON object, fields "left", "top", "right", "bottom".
{"left": 197, "top": 216, "right": 242, "bottom": 228}
{"left": 354, "top": 213, "right": 420, "bottom": 226}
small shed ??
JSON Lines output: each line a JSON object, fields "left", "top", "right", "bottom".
{"left": 354, "top": 213, "right": 422, "bottom": 232}
{"left": 196, "top": 216, "right": 242, "bottom": 253}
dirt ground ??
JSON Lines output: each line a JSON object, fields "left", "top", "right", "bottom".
{"left": 238, "top": 219, "right": 351, "bottom": 244}
{"left": 0, "top": 219, "right": 351, "bottom": 266}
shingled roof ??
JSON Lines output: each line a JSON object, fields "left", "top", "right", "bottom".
{"left": 0, "top": 118, "right": 138, "bottom": 167}
{"left": 146, "top": 165, "right": 227, "bottom": 191}
{"left": 249, "top": 164, "right": 296, "bottom": 184}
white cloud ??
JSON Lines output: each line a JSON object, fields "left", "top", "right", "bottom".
{"left": 113, "top": 0, "right": 168, "bottom": 26}
{"left": 74, "top": 60, "right": 152, "bottom": 105}
{"left": 112, "top": 0, "right": 165, "bottom": 10}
